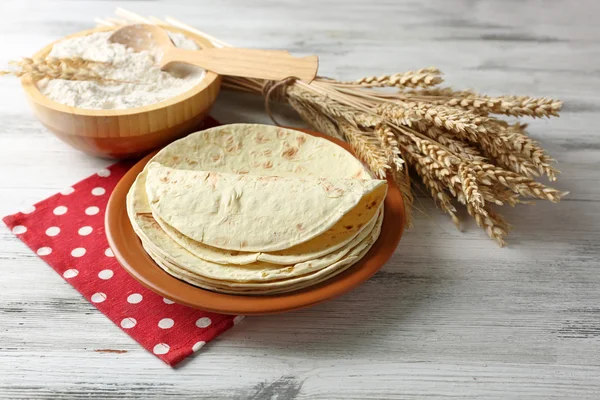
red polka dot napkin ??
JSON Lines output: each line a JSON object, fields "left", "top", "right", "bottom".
{"left": 2, "top": 121, "right": 243, "bottom": 366}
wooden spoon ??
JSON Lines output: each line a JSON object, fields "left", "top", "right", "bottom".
{"left": 109, "top": 24, "right": 318, "bottom": 82}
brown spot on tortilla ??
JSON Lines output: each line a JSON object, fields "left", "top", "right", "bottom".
{"left": 263, "top": 149, "right": 272, "bottom": 156}
{"left": 319, "top": 179, "right": 345, "bottom": 197}
{"left": 366, "top": 200, "right": 378, "bottom": 210}
{"left": 211, "top": 154, "right": 221, "bottom": 162}
{"left": 236, "top": 167, "right": 249, "bottom": 175}
{"left": 254, "top": 132, "right": 270, "bottom": 144}
{"left": 258, "top": 176, "right": 279, "bottom": 182}
{"left": 225, "top": 138, "right": 242, "bottom": 154}
{"left": 240, "top": 240, "right": 248, "bottom": 247}
{"left": 207, "top": 172, "right": 219, "bottom": 189}
{"left": 262, "top": 160, "right": 274, "bottom": 169}
{"left": 352, "top": 170, "right": 364, "bottom": 178}
{"left": 172, "top": 156, "right": 180, "bottom": 162}
{"left": 296, "top": 134, "right": 307, "bottom": 145}
{"left": 160, "top": 176, "right": 169, "bottom": 183}
{"left": 281, "top": 143, "right": 299, "bottom": 159}
{"left": 187, "top": 160, "right": 198, "bottom": 166}
{"left": 345, "top": 225, "right": 353, "bottom": 230}
{"left": 277, "top": 129, "right": 289, "bottom": 139}
{"left": 296, "top": 223, "right": 304, "bottom": 231}
{"left": 284, "top": 266, "right": 294, "bottom": 272}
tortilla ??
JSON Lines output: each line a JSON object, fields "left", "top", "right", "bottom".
{"left": 130, "top": 200, "right": 383, "bottom": 283}
{"left": 145, "top": 163, "right": 386, "bottom": 252}
{"left": 125, "top": 124, "right": 387, "bottom": 293}
{"left": 142, "top": 209, "right": 382, "bottom": 295}
{"left": 149, "top": 124, "right": 373, "bottom": 180}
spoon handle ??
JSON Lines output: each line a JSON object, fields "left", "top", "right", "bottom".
{"left": 161, "top": 48, "right": 319, "bottom": 82}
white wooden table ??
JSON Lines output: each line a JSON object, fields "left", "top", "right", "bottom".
{"left": 1, "top": 1, "right": 599, "bottom": 398}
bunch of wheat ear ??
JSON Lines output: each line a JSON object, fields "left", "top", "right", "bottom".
{"left": 0, "top": 57, "right": 106, "bottom": 81}
{"left": 4, "top": 10, "right": 567, "bottom": 246}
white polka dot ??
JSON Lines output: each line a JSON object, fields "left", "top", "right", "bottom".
{"left": 63, "top": 269, "right": 79, "bottom": 279}
{"left": 12, "top": 225, "right": 27, "bottom": 234}
{"left": 21, "top": 205, "right": 35, "bottom": 214}
{"left": 153, "top": 343, "right": 170, "bottom": 355}
{"left": 127, "top": 293, "right": 143, "bottom": 304}
{"left": 196, "top": 317, "right": 212, "bottom": 328}
{"left": 60, "top": 187, "right": 74, "bottom": 195}
{"left": 192, "top": 341, "right": 206, "bottom": 352}
{"left": 71, "top": 247, "right": 86, "bottom": 257}
{"left": 233, "top": 315, "right": 245, "bottom": 325}
{"left": 97, "top": 169, "right": 111, "bottom": 177}
{"left": 105, "top": 248, "right": 114, "bottom": 257}
{"left": 78, "top": 226, "right": 93, "bottom": 236}
{"left": 163, "top": 298, "right": 175, "bottom": 304}
{"left": 36, "top": 247, "right": 52, "bottom": 256}
{"left": 91, "top": 292, "right": 107, "bottom": 303}
{"left": 85, "top": 206, "right": 99, "bottom": 215}
{"left": 53, "top": 206, "right": 68, "bottom": 215}
{"left": 158, "top": 318, "right": 174, "bottom": 329}
{"left": 98, "top": 269, "right": 113, "bottom": 280}
{"left": 120, "top": 317, "right": 137, "bottom": 329}
{"left": 45, "top": 226, "right": 60, "bottom": 237}
{"left": 91, "top": 187, "right": 106, "bottom": 196}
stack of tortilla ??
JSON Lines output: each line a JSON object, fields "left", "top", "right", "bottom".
{"left": 126, "top": 124, "right": 388, "bottom": 295}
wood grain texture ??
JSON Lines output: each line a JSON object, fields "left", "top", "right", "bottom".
{"left": 0, "top": 0, "right": 599, "bottom": 399}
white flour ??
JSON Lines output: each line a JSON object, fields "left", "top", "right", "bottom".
{"left": 37, "top": 31, "right": 205, "bottom": 110}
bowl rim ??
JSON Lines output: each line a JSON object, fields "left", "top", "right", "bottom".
{"left": 21, "top": 25, "right": 220, "bottom": 117}
{"left": 105, "top": 125, "right": 405, "bottom": 315}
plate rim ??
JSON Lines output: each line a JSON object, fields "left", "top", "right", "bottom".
{"left": 105, "top": 126, "right": 405, "bottom": 315}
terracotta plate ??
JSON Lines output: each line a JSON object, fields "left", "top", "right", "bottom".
{"left": 105, "top": 128, "right": 405, "bottom": 315}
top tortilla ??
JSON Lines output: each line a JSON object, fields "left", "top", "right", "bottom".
{"left": 145, "top": 163, "right": 386, "bottom": 252}
{"left": 148, "top": 124, "right": 374, "bottom": 180}
{"left": 144, "top": 124, "right": 381, "bottom": 260}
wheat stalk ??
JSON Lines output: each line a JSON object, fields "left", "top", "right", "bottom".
{"left": 404, "top": 88, "right": 563, "bottom": 118}
{"left": 337, "top": 68, "right": 443, "bottom": 89}
{"left": 92, "top": 10, "right": 568, "bottom": 246}
{"left": 1, "top": 57, "right": 106, "bottom": 82}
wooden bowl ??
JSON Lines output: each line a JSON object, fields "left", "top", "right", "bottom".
{"left": 21, "top": 26, "right": 222, "bottom": 159}
{"left": 105, "top": 127, "right": 405, "bottom": 315}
